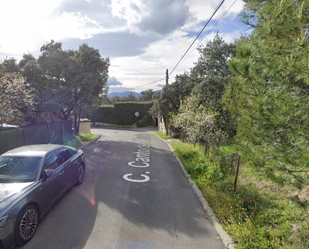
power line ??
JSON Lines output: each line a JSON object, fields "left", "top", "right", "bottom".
{"left": 118, "top": 0, "right": 234, "bottom": 91}
{"left": 132, "top": 78, "right": 165, "bottom": 90}
{"left": 169, "top": 0, "right": 225, "bottom": 78}
{"left": 181, "top": 0, "right": 239, "bottom": 63}
{"left": 127, "top": 74, "right": 165, "bottom": 87}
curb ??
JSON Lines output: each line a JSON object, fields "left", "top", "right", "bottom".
{"left": 157, "top": 136, "right": 235, "bottom": 249}
{"left": 79, "top": 134, "right": 101, "bottom": 150}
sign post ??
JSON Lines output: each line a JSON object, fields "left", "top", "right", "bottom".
{"left": 135, "top": 112, "right": 140, "bottom": 127}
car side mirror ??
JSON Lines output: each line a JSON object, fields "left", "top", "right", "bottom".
{"left": 42, "top": 169, "right": 53, "bottom": 180}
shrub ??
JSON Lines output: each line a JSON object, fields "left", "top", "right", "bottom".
{"left": 92, "top": 102, "right": 154, "bottom": 126}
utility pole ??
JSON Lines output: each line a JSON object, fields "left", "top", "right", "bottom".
{"left": 165, "top": 69, "right": 169, "bottom": 136}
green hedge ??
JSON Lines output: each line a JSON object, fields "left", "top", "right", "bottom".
{"left": 92, "top": 102, "right": 155, "bottom": 126}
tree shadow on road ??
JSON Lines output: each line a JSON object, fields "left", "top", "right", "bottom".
{"left": 19, "top": 129, "right": 223, "bottom": 249}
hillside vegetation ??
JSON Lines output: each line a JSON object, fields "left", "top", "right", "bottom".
{"left": 160, "top": 136, "right": 309, "bottom": 248}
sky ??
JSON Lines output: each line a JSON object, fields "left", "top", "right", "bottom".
{"left": 0, "top": 0, "right": 247, "bottom": 94}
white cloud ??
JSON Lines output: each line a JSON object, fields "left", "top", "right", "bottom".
{"left": 46, "top": 12, "right": 101, "bottom": 41}
{"left": 109, "top": 0, "right": 190, "bottom": 36}
{"left": 107, "top": 30, "right": 200, "bottom": 92}
{"left": 109, "top": 0, "right": 147, "bottom": 23}
{"left": 0, "top": 0, "right": 246, "bottom": 93}
{"left": 108, "top": 85, "right": 135, "bottom": 94}
{"left": 0, "top": 0, "right": 62, "bottom": 55}
{"left": 107, "top": 76, "right": 123, "bottom": 86}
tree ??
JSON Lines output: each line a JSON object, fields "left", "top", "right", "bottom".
{"left": 19, "top": 54, "right": 45, "bottom": 89}
{"left": 150, "top": 72, "right": 194, "bottom": 135}
{"left": 172, "top": 95, "right": 226, "bottom": 146}
{"left": 38, "top": 40, "right": 66, "bottom": 83}
{"left": 2, "top": 58, "right": 19, "bottom": 74}
{"left": 34, "top": 41, "right": 74, "bottom": 122}
{"left": 123, "top": 93, "right": 138, "bottom": 102}
{"left": 18, "top": 54, "right": 53, "bottom": 124}
{"left": 191, "top": 33, "right": 236, "bottom": 137}
{"left": 99, "top": 94, "right": 111, "bottom": 105}
{"left": 223, "top": 0, "right": 309, "bottom": 171}
{"left": 109, "top": 95, "right": 122, "bottom": 104}
{"left": 139, "top": 89, "right": 154, "bottom": 101}
{"left": 36, "top": 41, "right": 110, "bottom": 133}
{"left": 62, "top": 43, "right": 110, "bottom": 133}
{"left": 0, "top": 73, "right": 34, "bottom": 125}
{"left": 150, "top": 73, "right": 193, "bottom": 115}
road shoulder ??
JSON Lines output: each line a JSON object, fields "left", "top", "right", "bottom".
{"left": 155, "top": 135, "right": 235, "bottom": 249}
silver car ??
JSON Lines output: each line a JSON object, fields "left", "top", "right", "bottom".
{"left": 0, "top": 144, "right": 86, "bottom": 249}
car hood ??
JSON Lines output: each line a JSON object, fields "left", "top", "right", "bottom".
{"left": 0, "top": 182, "right": 34, "bottom": 213}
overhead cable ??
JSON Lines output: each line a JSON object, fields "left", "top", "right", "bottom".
{"left": 186, "top": 0, "right": 238, "bottom": 59}
{"left": 169, "top": 0, "right": 225, "bottom": 78}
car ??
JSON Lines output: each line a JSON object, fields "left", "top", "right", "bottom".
{"left": 0, "top": 144, "right": 85, "bottom": 249}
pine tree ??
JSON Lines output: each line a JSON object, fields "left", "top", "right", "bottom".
{"left": 224, "top": 0, "right": 309, "bottom": 171}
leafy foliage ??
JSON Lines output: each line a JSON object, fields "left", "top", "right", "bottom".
{"left": 172, "top": 95, "right": 226, "bottom": 146}
{"left": 192, "top": 33, "right": 236, "bottom": 110}
{"left": 139, "top": 89, "right": 155, "bottom": 102}
{"left": 0, "top": 72, "right": 34, "bottom": 125}
{"left": 191, "top": 33, "right": 236, "bottom": 138}
{"left": 149, "top": 72, "right": 193, "bottom": 132}
{"left": 93, "top": 102, "right": 154, "bottom": 126}
{"left": 170, "top": 139, "right": 309, "bottom": 248}
{"left": 224, "top": 0, "right": 309, "bottom": 171}
{"left": 15, "top": 40, "right": 110, "bottom": 133}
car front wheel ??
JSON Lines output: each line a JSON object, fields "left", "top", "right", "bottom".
{"left": 15, "top": 204, "right": 39, "bottom": 246}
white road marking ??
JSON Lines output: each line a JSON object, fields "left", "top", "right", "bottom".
{"left": 123, "top": 138, "right": 151, "bottom": 183}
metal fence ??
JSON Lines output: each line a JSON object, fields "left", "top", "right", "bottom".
{"left": 0, "top": 120, "right": 74, "bottom": 155}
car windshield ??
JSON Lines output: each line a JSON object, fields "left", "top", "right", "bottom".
{"left": 0, "top": 156, "right": 42, "bottom": 183}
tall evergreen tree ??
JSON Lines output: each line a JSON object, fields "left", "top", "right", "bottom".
{"left": 224, "top": 0, "right": 309, "bottom": 171}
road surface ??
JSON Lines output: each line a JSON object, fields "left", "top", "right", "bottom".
{"left": 20, "top": 128, "right": 225, "bottom": 249}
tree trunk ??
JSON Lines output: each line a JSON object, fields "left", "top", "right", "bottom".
{"left": 76, "top": 112, "right": 81, "bottom": 134}
{"left": 73, "top": 110, "right": 81, "bottom": 135}
{"left": 73, "top": 111, "right": 78, "bottom": 136}
{"left": 165, "top": 116, "right": 169, "bottom": 136}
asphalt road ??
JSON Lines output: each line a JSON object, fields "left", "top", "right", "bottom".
{"left": 19, "top": 128, "right": 225, "bottom": 249}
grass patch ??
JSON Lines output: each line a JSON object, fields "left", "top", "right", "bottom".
{"left": 168, "top": 140, "right": 309, "bottom": 248}
{"left": 65, "top": 133, "right": 99, "bottom": 149}
{"left": 155, "top": 131, "right": 172, "bottom": 139}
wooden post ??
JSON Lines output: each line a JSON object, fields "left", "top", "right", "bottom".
{"left": 233, "top": 155, "right": 241, "bottom": 192}
{"left": 204, "top": 141, "right": 208, "bottom": 156}
{"left": 180, "top": 131, "right": 184, "bottom": 142}
{"left": 165, "top": 116, "right": 169, "bottom": 136}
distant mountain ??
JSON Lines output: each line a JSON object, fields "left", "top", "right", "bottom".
{"left": 108, "top": 91, "right": 141, "bottom": 98}
{"left": 107, "top": 90, "right": 162, "bottom": 98}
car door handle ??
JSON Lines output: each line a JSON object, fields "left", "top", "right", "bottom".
{"left": 59, "top": 170, "right": 65, "bottom": 175}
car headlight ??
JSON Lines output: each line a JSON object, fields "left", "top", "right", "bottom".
{"left": 0, "top": 215, "right": 8, "bottom": 228}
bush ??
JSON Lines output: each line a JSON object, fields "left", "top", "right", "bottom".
{"left": 137, "top": 114, "right": 154, "bottom": 127}
{"left": 92, "top": 102, "right": 154, "bottom": 126}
